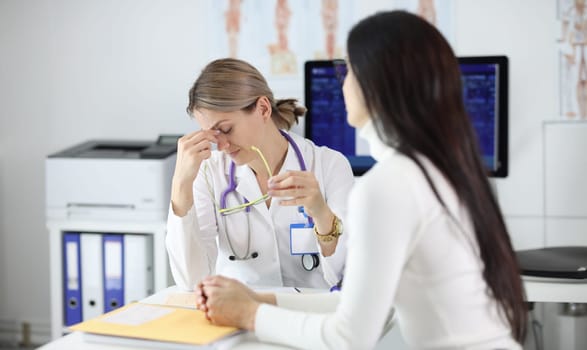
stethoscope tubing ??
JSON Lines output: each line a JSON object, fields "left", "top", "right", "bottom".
{"left": 219, "top": 131, "right": 315, "bottom": 264}
{"left": 220, "top": 130, "right": 307, "bottom": 213}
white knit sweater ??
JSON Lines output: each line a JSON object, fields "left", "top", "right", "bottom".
{"left": 254, "top": 121, "right": 520, "bottom": 350}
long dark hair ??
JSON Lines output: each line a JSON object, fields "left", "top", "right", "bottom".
{"left": 347, "top": 11, "right": 526, "bottom": 342}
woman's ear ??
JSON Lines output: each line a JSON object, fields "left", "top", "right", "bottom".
{"left": 256, "top": 96, "right": 272, "bottom": 122}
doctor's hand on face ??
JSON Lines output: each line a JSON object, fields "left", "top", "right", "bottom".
{"left": 171, "top": 130, "right": 220, "bottom": 217}
{"left": 195, "top": 275, "right": 273, "bottom": 331}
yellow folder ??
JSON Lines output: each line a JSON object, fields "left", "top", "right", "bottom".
{"left": 69, "top": 302, "right": 239, "bottom": 345}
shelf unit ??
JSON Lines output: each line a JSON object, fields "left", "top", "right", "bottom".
{"left": 48, "top": 220, "right": 171, "bottom": 339}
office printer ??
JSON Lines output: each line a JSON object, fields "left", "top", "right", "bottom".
{"left": 46, "top": 135, "right": 179, "bottom": 221}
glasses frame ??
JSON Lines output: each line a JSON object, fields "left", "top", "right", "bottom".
{"left": 218, "top": 146, "right": 273, "bottom": 215}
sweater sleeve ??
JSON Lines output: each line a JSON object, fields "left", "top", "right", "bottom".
{"left": 254, "top": 166, "right": 422, "bottom": 349}
{"left": 275, "top": 292, "right": 340, "bottom": 313}
{"left": 165, "top": 162, "right": 219, "bottom": 291}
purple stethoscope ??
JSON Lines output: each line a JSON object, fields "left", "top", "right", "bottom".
{"left": 220, "top": 131, "right": 318, "bottom": 270}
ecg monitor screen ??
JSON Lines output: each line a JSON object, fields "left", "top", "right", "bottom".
{"left": 459, "top": 56, "right": 508, "bottom": 177}
{"left": 304, "top": 61, "right": 375, "bottom": 176}
{"left": 305, "top": 56, "right": 509, "bottom": 178}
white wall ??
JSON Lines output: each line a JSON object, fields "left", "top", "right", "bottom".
{"left": 0, "top": 0, "right": 55, "bottom": 336}
{"left": 454, "top": 0, "right": 557, "bottom": 252}
{"left": 0, "top": 0, "right": 566, "bottom": 346}
{"left": 0, "top": 0, "right": 205, "bottom": 339}
{"left": 357, "top": 0, "right": 558, "bottom": 251}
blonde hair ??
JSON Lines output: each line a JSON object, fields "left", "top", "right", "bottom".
{"left": 187, "top": 58, "right": 306, "bottom": 130}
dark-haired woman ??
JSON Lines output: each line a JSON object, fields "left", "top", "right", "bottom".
{"left": 197, "top": 11, "right": 527, "bottom": 349}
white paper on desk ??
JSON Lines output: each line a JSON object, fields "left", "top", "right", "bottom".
{"left": 101, "top": 304, "right": 173, "bottom": 326}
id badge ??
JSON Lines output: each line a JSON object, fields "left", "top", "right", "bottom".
{"left": 290, "top": 223, "right": 319, "bottom": 255}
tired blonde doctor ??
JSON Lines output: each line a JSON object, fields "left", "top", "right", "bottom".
{"left": 166, "top": 58, "right": 354, "bottom": 291}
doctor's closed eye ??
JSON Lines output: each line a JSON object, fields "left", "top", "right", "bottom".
{"left": 218, "top": 127, "right": 233, "bottom": 134}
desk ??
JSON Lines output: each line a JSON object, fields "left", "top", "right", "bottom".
{"left": 39, "top": 285, "right": 400, "bottom": 349}
{"left": 37, "top": 331, "right": 292, "bottom": 350}
{"left": 39, "top": 278, "right": 586, "bottom": 350}
{"left": 38, "top": 286, "right": 298, "bottom": 350}
{"left": 523, "top": 276, "right": 587, "bottom": 303}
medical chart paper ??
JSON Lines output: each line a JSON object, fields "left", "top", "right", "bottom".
{"left": 69, "top": 302, "right": 239, "bottom": 345}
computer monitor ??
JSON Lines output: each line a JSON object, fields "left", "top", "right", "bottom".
{"left": 458, "top": 56, "right": 508, "bottom": 178}
{"left": 304, "top": 60, "right": 375, "bottom": 176}
{"left": 304, "top": 57, "right": 509, "bottom": 177}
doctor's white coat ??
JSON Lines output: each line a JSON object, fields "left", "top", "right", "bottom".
{"left": 166, "top": 131, "right": 354, "bottom": 291}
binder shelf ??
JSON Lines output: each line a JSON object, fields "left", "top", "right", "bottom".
{"left": 50, "top": 224, "right": 169, "bottom": 338}
{"left": 46, "top": 137, "right": 178, "bottom": 339}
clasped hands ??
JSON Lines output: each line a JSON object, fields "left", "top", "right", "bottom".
{"left": 196, "top": 276, "right": 269, "bottom": 331}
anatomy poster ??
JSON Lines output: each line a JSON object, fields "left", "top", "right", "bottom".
{"left": 558, "top": 0, "right": 587, "bottom": 119}
{"left": 208, "top": 0, "right": 354, "bottom": 83}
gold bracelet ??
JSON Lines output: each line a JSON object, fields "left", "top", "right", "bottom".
{"left": 314, "top": 215, "right": 343, "bottom": 242}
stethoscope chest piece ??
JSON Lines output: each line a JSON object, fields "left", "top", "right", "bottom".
{"left": 301, "top": 253, "right": 320, "bottom": 271}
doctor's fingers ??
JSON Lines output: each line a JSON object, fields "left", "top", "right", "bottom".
{"left": 268, "top": 187, "right": 311, "bottom": 203}
{"left": 180, "top": 129, "right": 220, "bottom": 144}
{"left": 185, "top": 142, "right": 213, "bottom": 160}
{"left": 177, "top": 131, "right": 218, "bottom": 153}
{"left": 269, "top": 171, "right": 318, "bottom": 190}
{"left": 268, "top": 179, "right": 320, "bottom": 198}
{"left": 269, "top": 170, "right": 315, "bottom": 185}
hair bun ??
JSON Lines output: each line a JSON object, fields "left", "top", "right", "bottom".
{"left": 274, "top": 99, "right": 307, "bottom": 130}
